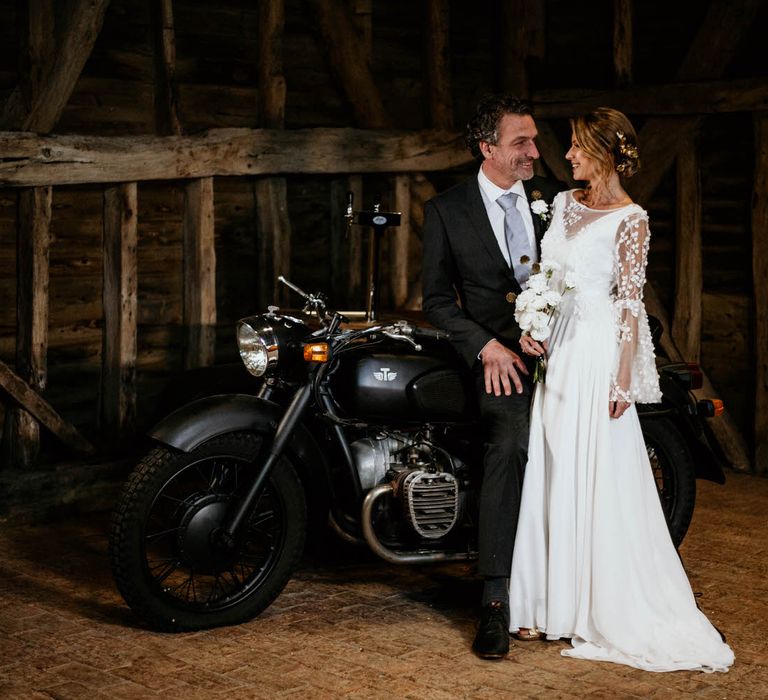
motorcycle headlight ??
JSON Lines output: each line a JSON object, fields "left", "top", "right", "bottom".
{"left": 237, "top": 320, "right": 278, "bottom": 376}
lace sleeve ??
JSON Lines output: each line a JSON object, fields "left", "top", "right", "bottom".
{"left": 611, "top": 211, "right": 662, "bottom": 403}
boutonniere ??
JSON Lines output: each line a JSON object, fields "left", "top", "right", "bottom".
{"left": 530, "top": 190, "right": 552, "bottom": 228}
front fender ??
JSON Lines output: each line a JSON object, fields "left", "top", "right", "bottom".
{"left": 150, "top": 393, "right": 284, "bottom": 452}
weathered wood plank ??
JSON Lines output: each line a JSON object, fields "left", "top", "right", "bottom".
{"left": 1, "top": 0, "right": 110, "bottom": 132}
{"left": 391, "top": 174, "right": 411, "bottom": 309}
{"left": 424, "top": 0, "right": 453, "bottom": 130}
{"left": 100, "top": 182, "right": 137, "bottom": 440}
{"left": 1, "top": 187, "right": 51, "bottom": 467}
{"left": 754, "top": 113, "right": 768, "bottom": 474}
{"left": 152, "top": 0, "right": 182, "bottom": 136}
{"left": 0, "top": 358, "right": 95, "bottom": 456}
{"left": 613, "top": 0, "right": 633, "bottom": 87}
{"left": 254, "top": 178, "right": 291, "bottom": 307}
{"left": 0, "top": 128, "right": 472, "bottom": 187}
{"left": 671, "top": 139, "right": 702, "bottom": 363}
{"left": 533, "top": 77, "right": 768, "bottom": 118}
{"left": 183, "top": 177, "right": 216, "bottom": 369}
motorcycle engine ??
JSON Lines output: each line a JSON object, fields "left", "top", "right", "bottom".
{"left": 350, "top": 433, "right": 461, "bottom": 539}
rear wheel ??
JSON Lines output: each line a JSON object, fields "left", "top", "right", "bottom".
{"left": 109, "top": 432, "right": 306, "bottom": 631}
{"left": 641, "top": 418, "right": 696, "bottom": 547}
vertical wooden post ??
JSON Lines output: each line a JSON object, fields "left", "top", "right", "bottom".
{"left": 152, "top": 0, "right": 182, "bottom": 136}
{"left": 1, "top": 187, "right": 51, "bottom": 468}
{"left": 613, "top": 0, "right": 633, "bottom": 87}
{"left": 753, "top": 113, "right": 768, "bottom": 474}
{"left": 255, "top": 0, "right": 291, "bottom": 307}
{"left": 183, "top": 177, "right": 216, "bottom": 369}
{"left": 672, "top": 138, "right": 702, "bottom": 363}
{"left": 391, "top": 175, "right": 411, "bottom": 309}
{"left": 424, "top": 0, "right": 452, "bottom": 130}
{"left": 100, "top": 182, "right": 138, "bottom": 440}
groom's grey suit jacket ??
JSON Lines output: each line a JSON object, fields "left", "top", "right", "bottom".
{"left": 422, "top": 174, "right": 565, "bottom": 367}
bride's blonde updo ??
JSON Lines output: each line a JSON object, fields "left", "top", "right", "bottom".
{"left": 570, "top": 107, "right": 640, "bottom": 179}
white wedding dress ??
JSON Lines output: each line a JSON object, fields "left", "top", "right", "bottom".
{"left": 508, "top": 190, "right": 734, "bottom": 672}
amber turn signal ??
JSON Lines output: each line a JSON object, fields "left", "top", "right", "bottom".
{"left": 697, "top": 399, "right": 725, "bottom": 417}
{"left": 303, "top": 343, "right": 329, "bottom": 362}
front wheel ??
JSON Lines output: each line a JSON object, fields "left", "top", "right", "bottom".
{"left": 109, "top": 432, "right": 306, "bottom": 631}
{"left": 641, "top": 418, "right": 696, "bottom": 547}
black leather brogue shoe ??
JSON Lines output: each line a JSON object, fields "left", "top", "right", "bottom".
{"left": 472, "top": 601, "right": 510, "bottom": 659}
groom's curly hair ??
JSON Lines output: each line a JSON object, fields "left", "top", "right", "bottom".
{"left": 465, "top": 94, "right": 533, "bottom": 160}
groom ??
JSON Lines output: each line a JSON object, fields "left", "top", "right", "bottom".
{"left": 422, "top": 94, "right": 564, "bottom": 659}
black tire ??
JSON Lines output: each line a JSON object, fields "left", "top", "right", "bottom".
{"left": 640, "top": 418, "right": 696, "bottom": 547}
{"left": 109, "top": 432, "right": 306, "bottom": 631}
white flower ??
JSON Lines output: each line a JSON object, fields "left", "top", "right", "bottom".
{"left": 526, "top": 273, "right": 548, "bottom": 294}
{"left": 531, "top": 199, "right": 549, "bottom": 215}
{"left": 530, "top": 326, "right": 550, "bottom": 342}
{"left": 541, "top": 260, "right": 561, "bottom": 275}
{"left": 543, "top": 289, "right": 562, "bottom": 306}
{"left": 564, "top": 270, "right": 577, "bottom": 289}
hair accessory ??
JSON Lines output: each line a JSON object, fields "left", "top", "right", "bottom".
{"left": 615, "top": 131, "right": 639, "bottom": 173}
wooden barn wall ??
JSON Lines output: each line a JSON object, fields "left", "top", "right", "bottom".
{"left": 0, "top": 0, "right": 765, "bottom": 459}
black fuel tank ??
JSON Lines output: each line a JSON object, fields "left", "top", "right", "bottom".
{"left": 328, "top": 351, "right": 476, "bottom": 424}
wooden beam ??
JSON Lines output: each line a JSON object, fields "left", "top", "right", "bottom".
{"left": 100, "top": 182, "right": 137, "bottom": 440}
{"left": 754, "top": 113, "right": 768, "bottom": 474}
{"left": 183, "top": 177, "right": 216, "bottom": 369}
{"left": 0, "top": 359, "right": 95, "bottom": 456}
{"left": 305, "top": 0, "right": 389, "bottom": 128}
{"left": 644, "top": 284, "right": 751, "bottom": 472}
{"left": 1, "top": 187, "right": 51, "bottom": 467}
{"left": 0, "top": 128, "right": 472, "bottom": 187}
{"left": 391, "top": 174, "right": 411, "bottom": 308}
{"left": 19, "top": 0, "right": 55, "bottom": 109}
{"left": 152, "top": 0, "right": 182, "bottom": 136}
{"left": 613, "top": 0, "right": 633, "bottom": 87}
{"left": 1, "top": 0, "right": 111, "bottom": 132}
{"left": 533, "top": 77, "right": 768, "bottom": 118}
{"left": 256, "top": 0, "right": 291, "bottom": 307}
{"left": 424, "top": 0, "right": 453, "bottom": 130}
{"left": 671, "top": 138, "right": 702, "bottom": 363}
{"left": 627, "top": 0, "right": 763, "bottom": 206}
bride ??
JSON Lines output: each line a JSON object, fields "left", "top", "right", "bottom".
{"left": 508, "top": 107, "right": 734, "bottom": 672}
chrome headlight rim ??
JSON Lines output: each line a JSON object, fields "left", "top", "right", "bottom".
{"left": 237, "top": 319, "right": 279, "bottom": 377}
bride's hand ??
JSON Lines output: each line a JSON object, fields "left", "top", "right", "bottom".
{"left": 609, "top": 400, "right": 631, "bottom": 419}
{"left": 520, "top": 335, "right": 547, "bottom": 357}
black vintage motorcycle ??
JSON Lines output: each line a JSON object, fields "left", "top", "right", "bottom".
{"left": 109, "top": 275, "right": 727, "bottom": 632}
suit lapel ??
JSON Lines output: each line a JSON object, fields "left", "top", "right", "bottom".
{"left": 465, "top": 181, "right": 521, "bottom": 290}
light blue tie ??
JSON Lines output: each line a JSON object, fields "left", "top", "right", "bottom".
{"left": 497, "top": 192, "right": 533, "bottom": 286}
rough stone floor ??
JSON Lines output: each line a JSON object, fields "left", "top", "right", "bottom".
{"left": 0, "top": 471, "right": 766, "bottom": 699}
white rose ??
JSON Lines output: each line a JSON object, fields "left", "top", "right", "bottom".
{"left": 564, "top": 270, "right": 577, "bottom": 289}
{"left": 530, "top": 199, "right": 548, "bottom": 215}
{"left": 526, "top": 273, "right": 548, "bottom": 294}
{"left": 541, "top": 259, "right": 561, "bottom": 274}
{"left": 531, "top": 295, "right": 549, "bottom": 311}
{"left": 533, "top": 310, "right": 550, "bottom": 328}
{"left": 517, "top": 311, "right": 536, "bottom": 331}
{"left": 530, "top": 326, "right": 550, "bottom": 342}
{"left": 543, "top": 290, "right": 562, "bottom": 307}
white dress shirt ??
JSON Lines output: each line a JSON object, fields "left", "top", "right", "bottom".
{"left": 477, "top": 167, "right": 538, "bottom": 268}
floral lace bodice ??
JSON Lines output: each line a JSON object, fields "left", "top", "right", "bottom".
{"left": 541, "top": 190, "right": 661, "bottom": 403}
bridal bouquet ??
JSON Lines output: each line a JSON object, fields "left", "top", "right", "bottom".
{"left": 514, "top": 260, "right": 572, "bottom": 382}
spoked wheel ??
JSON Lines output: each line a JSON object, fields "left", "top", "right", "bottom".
{"left": 641, "top": 418, "right": 696, "bottom": 547}
{"left": 109, "top": 432, "right": 306, "bottom": 631}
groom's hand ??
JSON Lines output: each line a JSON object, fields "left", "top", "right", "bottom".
{"left": 480, "top": 339, "right": 529, "bottom": 396}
